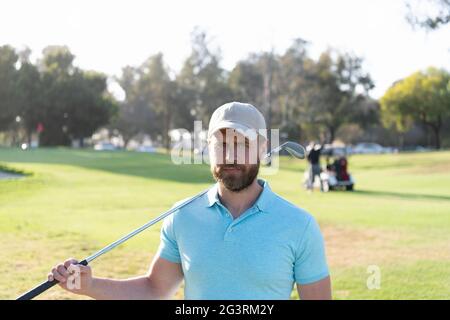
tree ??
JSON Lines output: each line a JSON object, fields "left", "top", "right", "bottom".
{"left": 16, "top": 55, "right": 43, "bottom": 144}
{"left": 38, "top": 46, "right": 116, "bottom": 146}
{"left": 0, "top": 45, "right": 19, "bottom": 131}
{"left": 229, "top": 55, "right": 265, "bottom": 106}
{"left": 229, "top": 52, "right": 276, "bottom": 123}
{"left": 228, "top": 41, "right": 375, "bottom": 144}
{"left": 178, "top": 28, "right": 233, "bottom": 126}
{"left": 275, "top": 39, "right": 311, "bottom": 141}
{"left": 299, "top": 50, "right": 374, "bottom": 143}
{"left": 39, "top": 45, "right": 75, "bottom": 74}
{"left": 38, "top": 46, "right": 77, "bottom": 145}
{"left": 65, "top": 71, "right": 118, "bottom": 147}
{"left": 380, "top": 67, "right": 450, "bottom": 149}
{"left": 407, "top": 0, "right": 450, "bottom": 30}
{"left": 141, "top": 53, "right": 173, "bottom": 150}
{"left": 228, "top": 40, "right": 312, "bottom": 142}
{"left": 115, "top": 54, "right": 191, "bottom": 150}
{"left": 114, "top": 66, "right": 158, "bottom": 147}
{"left": 170, "top": 79, "right": 195, "bottom": 131}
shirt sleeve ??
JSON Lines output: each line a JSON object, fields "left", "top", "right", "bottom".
{"left": 294, "top": 216, "right": 329, "bottom": 285}
{"left": 156, "top": 214, "right": 181, "bottom": 264}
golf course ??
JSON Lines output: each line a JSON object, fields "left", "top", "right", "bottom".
{"left": 0, "top": 147, "right": 449, "bottom": 300}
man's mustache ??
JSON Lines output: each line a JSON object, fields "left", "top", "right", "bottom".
{"left": 217, "top": 164, "right": 245, "bottom": 171}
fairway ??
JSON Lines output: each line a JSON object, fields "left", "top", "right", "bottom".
{"left": 0, "top": 148, "right": 449, "bottom": 300}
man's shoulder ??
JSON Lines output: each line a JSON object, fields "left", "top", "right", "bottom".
{"left": 171, "top": 196, "right": 197, "bottom": 209}
{"left": 170, "top": 191, "right": 209, "bottom": 216}
{"left": 174, "top": 190, "right": 209, "bottom": 207}
{"left": 269, "top": 192, "right": 314, "bottom": 225}
{"left": 161, "top": 192, "right": 208, "bottom": 228}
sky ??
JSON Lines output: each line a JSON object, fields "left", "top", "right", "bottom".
{"left": 1, "top": 0, "right": 449, "bottom": 99}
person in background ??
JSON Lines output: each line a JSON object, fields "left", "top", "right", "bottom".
{"left": 306, "top": 141, "right": 324, "bottom": 192}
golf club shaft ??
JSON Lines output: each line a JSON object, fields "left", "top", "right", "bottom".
{"left": 16, "top": 188, "right": 210, "bottom": 300}
{"left": 84, "top": 188, "right": 209, "bottom": 263}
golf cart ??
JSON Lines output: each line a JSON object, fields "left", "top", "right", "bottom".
{"left": 303, "top": 145, "right": 355, "bottom": 191}
{"left": 321, "top": 146, "right": 355, "bottom": 191}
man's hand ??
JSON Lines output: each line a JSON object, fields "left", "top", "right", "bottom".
{"left": 48, "top": 258, "right": 93, "bottom": 296}
{"left": 47, "top": 255, "right": 183, "bottom": 299}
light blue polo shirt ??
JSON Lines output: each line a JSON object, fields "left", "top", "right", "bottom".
{"left": 156, "top": 179, "right": 329, "bottom": 300}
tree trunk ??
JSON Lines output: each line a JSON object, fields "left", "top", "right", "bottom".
{"left": 26, "top": 129, "right": 32, "bottom": 145}
{"left": 399, "top": 133, "right": 404, "bottom": 149}
{"left": 123, "top": 137, "right": 130, "bottom": 149}
{"left": 264, "top": 52, "right": 273, "bottom": 153}
{"left": 430, "top": 125, "right": 441, "bottom": 149}
{"left": 423, "top": 115, "right": 441, "bottom": 150}
{"left": 164, "top": 110, "right": 172, "bottom": 153}
{"left": 328, "top": 126, "right": 336, "bottom": 144}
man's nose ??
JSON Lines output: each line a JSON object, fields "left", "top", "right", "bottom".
{"left": 225, "top": 144, "right": 246, "bottom": 164}
{"left": 224, "top": 145, "right": 237, "bottom": 164}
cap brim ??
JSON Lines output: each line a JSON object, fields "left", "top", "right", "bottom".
{"left": 208, "top": 121, "right": 266, "bottom": 141}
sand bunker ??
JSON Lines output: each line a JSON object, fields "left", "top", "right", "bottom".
{"left": 0, "top": 171, "right": 24, "bottom": 180}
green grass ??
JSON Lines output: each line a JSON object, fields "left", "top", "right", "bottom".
{"left": 0, "top": 147, "right": 449, "bottom": 300}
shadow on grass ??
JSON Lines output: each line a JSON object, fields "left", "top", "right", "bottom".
{"left": 0, "top": 163, "right": 33, "bottom": 177}
{"left": 0, "top": 147, "right": 214, "bottom": 184}
{"left": 354, "top": 189, "right": 450, "bottom": 202}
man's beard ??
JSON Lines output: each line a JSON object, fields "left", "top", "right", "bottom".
{"left": 211, "top": 162, "right": 259, "bottom": 192}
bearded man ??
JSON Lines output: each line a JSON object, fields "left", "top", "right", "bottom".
{"left": 48, "top": 102, "right": 331, "bottom": 300}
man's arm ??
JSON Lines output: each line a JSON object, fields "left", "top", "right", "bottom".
{"left": 49, "top": 255, "right": 183, "bottom": 300}
{"left": 296, "top": 276, "right": 332, "bottom": 300}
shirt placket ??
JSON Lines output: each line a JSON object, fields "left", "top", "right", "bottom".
{"left": 218, "top": 204, "right": 261, "bottom": 242}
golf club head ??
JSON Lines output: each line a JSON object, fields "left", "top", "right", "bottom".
{"left": 280, "top": 141, "right": 306, "bottom": 159}
{"left": 262, "top": 141, "right": 306, "bottom": 162}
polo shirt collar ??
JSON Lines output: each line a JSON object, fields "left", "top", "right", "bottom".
{"left": 254, "top": 179, "right": 274, "bottom": 213}
{"left": 205, "top": 178, "right": 274, "bottom": 213}
{"left": 206, "top": 183, "right": 220, "bottom": 207}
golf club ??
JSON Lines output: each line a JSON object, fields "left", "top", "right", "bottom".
{"left": 262, "top": 141, "right": 306, "bottom": 161}
{"left": 16, "top": 141, "right": 306, "bottom": 300}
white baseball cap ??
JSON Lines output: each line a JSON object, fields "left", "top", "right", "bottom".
{"left": 207, "top": 102, "right": 267, "bottom": 141}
